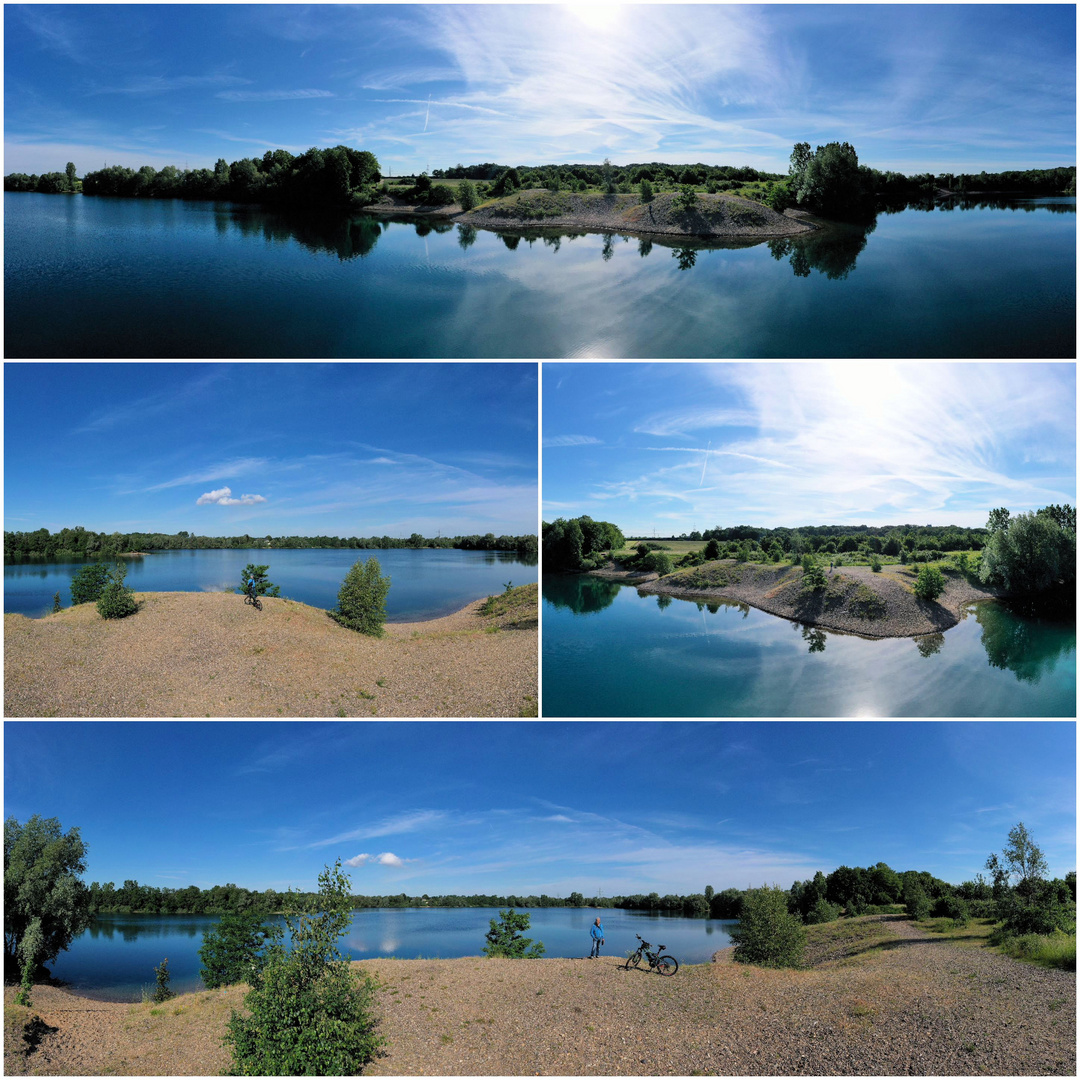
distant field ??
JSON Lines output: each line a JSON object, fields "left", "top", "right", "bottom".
{"left": 621, "top": 539, "right": 705, "bottom": 555}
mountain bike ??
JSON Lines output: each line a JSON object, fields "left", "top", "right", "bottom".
{"left": 625, "top": 934, "right": 678, "bottom": 976}
{"left": 244, "top": 587, "right": 262, "bottom": 611}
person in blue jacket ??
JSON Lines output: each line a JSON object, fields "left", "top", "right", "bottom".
{"left": 589, "top": 916, "right": 605, "bottom": 958}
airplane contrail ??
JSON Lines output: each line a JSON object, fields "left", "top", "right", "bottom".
{"left": 423, "top": 95, "right": 431, "bottom": 132}
{"left": 699, "top": 440, "right": 711, "bottom": 485}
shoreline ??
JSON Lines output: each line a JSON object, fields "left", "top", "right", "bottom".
{"left": 363, "top": 189, "right": 819, "bottom": 242}
{"left": 4, "top": 587, "right": 537, "bottom": 717}
{"left": 591, "top": 560, "right": 1007, "bottom": 639}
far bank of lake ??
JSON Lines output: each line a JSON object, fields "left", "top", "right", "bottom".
{"left": 4, "top": 547, "right": 537, "bottom": 620}
{"left": 5, "top": 192, "right": 1073, "bottom": 357}
{"left": 542, "top": 574, "right": 1075, "bottom": 717}
{"left": 46, "top": 908, "right": 736, "bottom": 1000}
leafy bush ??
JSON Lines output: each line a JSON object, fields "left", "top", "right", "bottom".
{"left": 914, "top": 565, "right": 945, "bottom": 601}
{"left": 933, "top": 896, "right": 970, "bottom": 926}
{"left": 70, "top": 563, "right": 112, "bottom": 605}
{"left": 805, "top": 898, "right": 841, "bottom": 925}
{"left": 424, "top": 184, "right": 455, "bottom": 207}
{"left": 870, "top": 555, "right": 882, "bottom": 572}
{"left": 674, "top": 185, "right": 699, "bottom": 212}
{"left": 483, "top": 908, "right": 545, "bottom": 958}
{"left": 200, "top": 910, "right": 281, "bottom": 990}
{"left": 96, "top": 563, "right": 138, "bottom": 619}
{"left": 152, "top": 958, "right": 174, "bottom": 1003}
{"left": 646, "top": 552, "right": 674, "bottom": 576}
{"left": 225, "top": 861, "right": 383, "bottom": 1075}
{"left": 801, "top": 558, "right": 827, "bottom": 592}
{"left": 329, "top": 557, "right": 391, "bottom": 636}
{"left": 639, "top": 179, "right": 653, "bottom": 202}
{"left": 730, "top": 886, "right": 806, "bottom": 968}
{"left": 704, "top": 539, "right": 721, "bottom": 560}
{"left": 456, "top": 179, "right": 479, "bottom": 211}
{"left": 904, "top": 883, "right": 932, "bottom": 921}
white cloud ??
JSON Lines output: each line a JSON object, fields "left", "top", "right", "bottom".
{"left": 377, "top": 852, "right": 404, "bottom": 866}
{"left": 345, "top": 851, "right": 406, "bottom": 867}
{"left": 543, "top": 435, "right": 602, "bottom": 448}
{"left": 217, "top": 89, "right": 334, "bottom": 102}
{"left": 196, "top": 486, "right": 267, "bottom": 506}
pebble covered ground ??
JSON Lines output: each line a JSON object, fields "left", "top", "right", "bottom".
{"left": 5, "top": 917, "right": 1074, "bottom": 1076}
{"left": 4, "top": 588, "right": 537, "bottom": 717}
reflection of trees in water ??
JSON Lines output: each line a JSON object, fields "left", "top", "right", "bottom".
{"left": 768, "top": 218, "right": 876, "bottom": 280}
{"left": 542, "top": 574, "right": 621, "bottom": 615}
{"left": 801, "top": 625, "right": 827, "bottom": 653}
{"left": 457, "top": 224, "right": 477, "bottom": 250}
{"left": 915, "top": 633, "right": 944, "bottom": 658}
{"left": 657, "top": 594, "right": 672, "bottom": 610}
{"left": 638, "top": 237, "right": 653, "bottom": 257}
{"left": 883, "top": 195, "right": 1076, "bottom": 215}
{"left": 694, "top": 599, "right": 749, "bottom": 618}
{"left": 673, "top": 248, "right": 697, "bottom": 271}
{"left": 601, "top": 234, "right": 615, "bottom": 261}
{"left": 975, "top": 602, "right": 1075, "bottom": 684}
{"left": 222, "top": 207, "right": 385, "bottom": 261}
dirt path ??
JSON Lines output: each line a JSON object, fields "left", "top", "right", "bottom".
{"left": 6, "top": 918, "right": 1073, "bottom": 1076}
{"left": 4, "top": 588, "right": 537, "bottom": 717}
{"left": 629, "top": 560, "right": 1003, "bottom": 639}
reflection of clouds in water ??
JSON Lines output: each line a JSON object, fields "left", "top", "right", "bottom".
{"left": 380, "top": 938, "right": 400, "bottom": 954}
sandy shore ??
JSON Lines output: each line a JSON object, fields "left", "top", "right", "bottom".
{"left": 4, "top": 587, "right": 537, "bottom": 717}
{"left": 612, "top": 560, "right": 1003, "bottom": 639}
{"left": 6, "top": 917, "right": 1073, "bottom": 1076}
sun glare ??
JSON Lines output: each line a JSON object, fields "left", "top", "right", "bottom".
{"left": 565, "top": 3, "right": 624, "bottom": 32}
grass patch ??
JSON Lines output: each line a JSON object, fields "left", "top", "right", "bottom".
{"left": 996, "top": 929, "right": 1076, "bottom": 971}
{"left": 475, "top": 582, "right": 537, "bottom": 630}
{"left": 803, "top": 915, "right": 899, "bottom": 966}
{"left": 848, "top": 582, "right": 887, "bottom": 620}
{"left": 667, "top": 562, "right": 740, "bottom": 590}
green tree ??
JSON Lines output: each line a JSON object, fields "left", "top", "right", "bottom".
{"left": 992, "top": 821, "right": 1049, "bottom": 894}
{"left": 913, "top": 565, "right": 945, "bottom": 601}
{"left": 729, "top": 886, "right": 805, "bottom": 968}
{"left": 674, "top": 185, "right": 699, "bottom": 212}
{"left": 639, "top": 179, "right": 653, "bottom": 202}
{"left": 704, "top": 538, "right": 721, "bottom": 560}
{"left": 4, "top": 815, "right": 92, "bottom": 982}
{"left": 96, "top": 562, "right": 138, "bottom": 619}
{"left": 52, "top": 591, "right": 62, "bottom": 614}
{"left": 801, "top": 556, "right": 827, "bottom": 592}
{"left": 980, "top": 510, "right": 1075, "bottom": 594}
{"left": 239, "top": 564, "right": 281, "bottom": 598}
{"left": 567, "top": 892, "right": 584, "bottom": 907}
{"left": 153, "top": 957, "right": 175, "bottom": 1003}
{"left": 329, "top": 557, "right": 391, "bottom": 636}
{"left": 986, "top": 507, "right": 1011, "bottom": 535}
{"left": 70, "top": 563, "right": 112, "bottom": 605}
{"left": 646, "top": 551, "right": 674, "bottom": 576}
{"left": 225, "top": 861, "right": 383, "bottom": 1075}
{"left": 456, "top": 179, "right": 479, "bottom": 211}
{"left": 65, "top": 162, "right": 77, "bottom": 190}
{"left": 482, "top": 908, "right": 545, "bottom": 958}
{"left": 200, "top": 909, "right": 281, "bottom": 990}
{"left": 902, "top": 879, "right": 931, "bottom": 921}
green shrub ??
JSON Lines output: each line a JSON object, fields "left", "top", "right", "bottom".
{"left": 646, "top": 552, "right": 674, "bottom": 576}
{"left": 225, "top": 861, "right": 383, "bottom": 1075}
{"left": 425, "top": 184, "right": 455, "bottom": 207}
{"left": 805, "top": 898, "right": 841, "bottom": 925}
{"left": 239, "top": 564, "right": 280, "bottom": 598}
{"left": 482, "top": 908, "right": 545, "bottom": 958}
{"left": 52, "top": 591, "right": 62, "bottom": 614}
{"left": 870, "top": 555, "right": 882, "bottom": 572}
{"left": 328, "top": 557, "right": 391, "bottom": 636}
{"left": 639, "top": 179, "right": 653, "bottom": 202}
{"left": 96, "top": 563, "right": 138, "bottom": 619}
{"left": 914, "top": 565, "right": 945, "bottom": 601}
{"left": 70, "top": 563, "right": 112, "bottom": 605}
{"left": 200, "top": 910, "right": 281, "bottom": 990}
{"left": 152, "top": 958, "right": 174, "bottom": 1003}
{"left": 704, "top": 539, "right": 721, "bottom": 560}
{"left": 801, "top": 558, "right": 827, "bottom": 592}
{"left": 674, "top": 185, "right": 698, "bottom": 212}
{"left": 933, "top": 896, "right": 970, "bottom": 926}
{"left": 456, "top": 179, "right": 479, "bottom": 211}
{"left": 730, "top": 886, "right": 806, "bottom": 968}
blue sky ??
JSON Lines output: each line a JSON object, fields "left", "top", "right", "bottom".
{"left": 4, "top": 363, "right": 538, "bottom": 537}
{"left": 3, "top": 721, "right": 1074, "bottom": 895}
{"left": 543, "top": 363, "right": 1076, "bottom": 534}
{"left": 5, "top": 5, "right": 1074, "bottom": 178}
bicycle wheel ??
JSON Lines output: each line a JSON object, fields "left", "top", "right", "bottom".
{"left": 626, "top": 951, "right": 641, "bottom": 969}
{"left": 254, "top": 595, "right": 262, "bottom": 611}
{"left": 656, "top": 955, "right": 678, "bottom": 976}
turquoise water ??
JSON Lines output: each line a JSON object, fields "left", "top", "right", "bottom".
{"left": 48, "top": 908, "right": 736, "bottom": 999}
{"left": 4, "top": 548, "right": 536, "bottom": 620}
{"left": 542, "top": 575, "right": 1076, "bottom": 717}
{"left": 5, "top": 193, "right": 1074, "bottom": 357}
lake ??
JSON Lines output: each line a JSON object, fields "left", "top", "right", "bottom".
{"left": 47, "top": 908, "right": 736, "bottom": 1000}
{"left": 542, "top": 575, "right": 1076, "bottom": 717}
{"left": 4, "top": 548, "right": 537, "bottom": 620}
{"left": 5, "top": 193, "right": 1074, "bottom": 357}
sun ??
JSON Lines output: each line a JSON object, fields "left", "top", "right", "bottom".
{"left": 564, "top": 3, "right": 624, "bottom": 32}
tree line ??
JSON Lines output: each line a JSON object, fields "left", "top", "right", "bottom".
{"left": 5, "top": 146, "right": 382, "bottom": 211}
{"left": 4, "top": 526, "right": 538, "bottom": 562}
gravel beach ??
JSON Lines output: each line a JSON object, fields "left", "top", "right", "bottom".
{"left": 6, "top": 917, "right": 1073, "bottom": 1076}
{"left": 3, "top": 588, "right": 537, "bottom": 717}
{"left": 626, "top": 560, "right": 1004, "bottom": 639}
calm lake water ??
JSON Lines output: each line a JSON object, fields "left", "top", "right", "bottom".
{"left": 48, "top": 908, "right": 736, "bottom": 1000}
{"left": 542, "top": 575, "right": 1076, "bottom": 717}
{"left": 5, "top": 193, "right": 1074, "bottom": 357}
{"left": 4, "top": 548, "right": 536, "bottom": 620}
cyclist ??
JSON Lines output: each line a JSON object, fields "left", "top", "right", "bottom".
{"left": 589, "top": 916, "right": 605, "bottom": 958}
{"left": 247, "top": 576, "right": 257, "bottom": 600}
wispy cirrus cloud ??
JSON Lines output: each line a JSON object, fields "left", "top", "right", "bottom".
{"left": 308, "top": 810, "right": 449, "bottom": 850}
{"left": 217, "top": 88, "right": 334, "bottom": 102}
{"left": 543, "top": 435, "right": 602, "bottom": 448}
